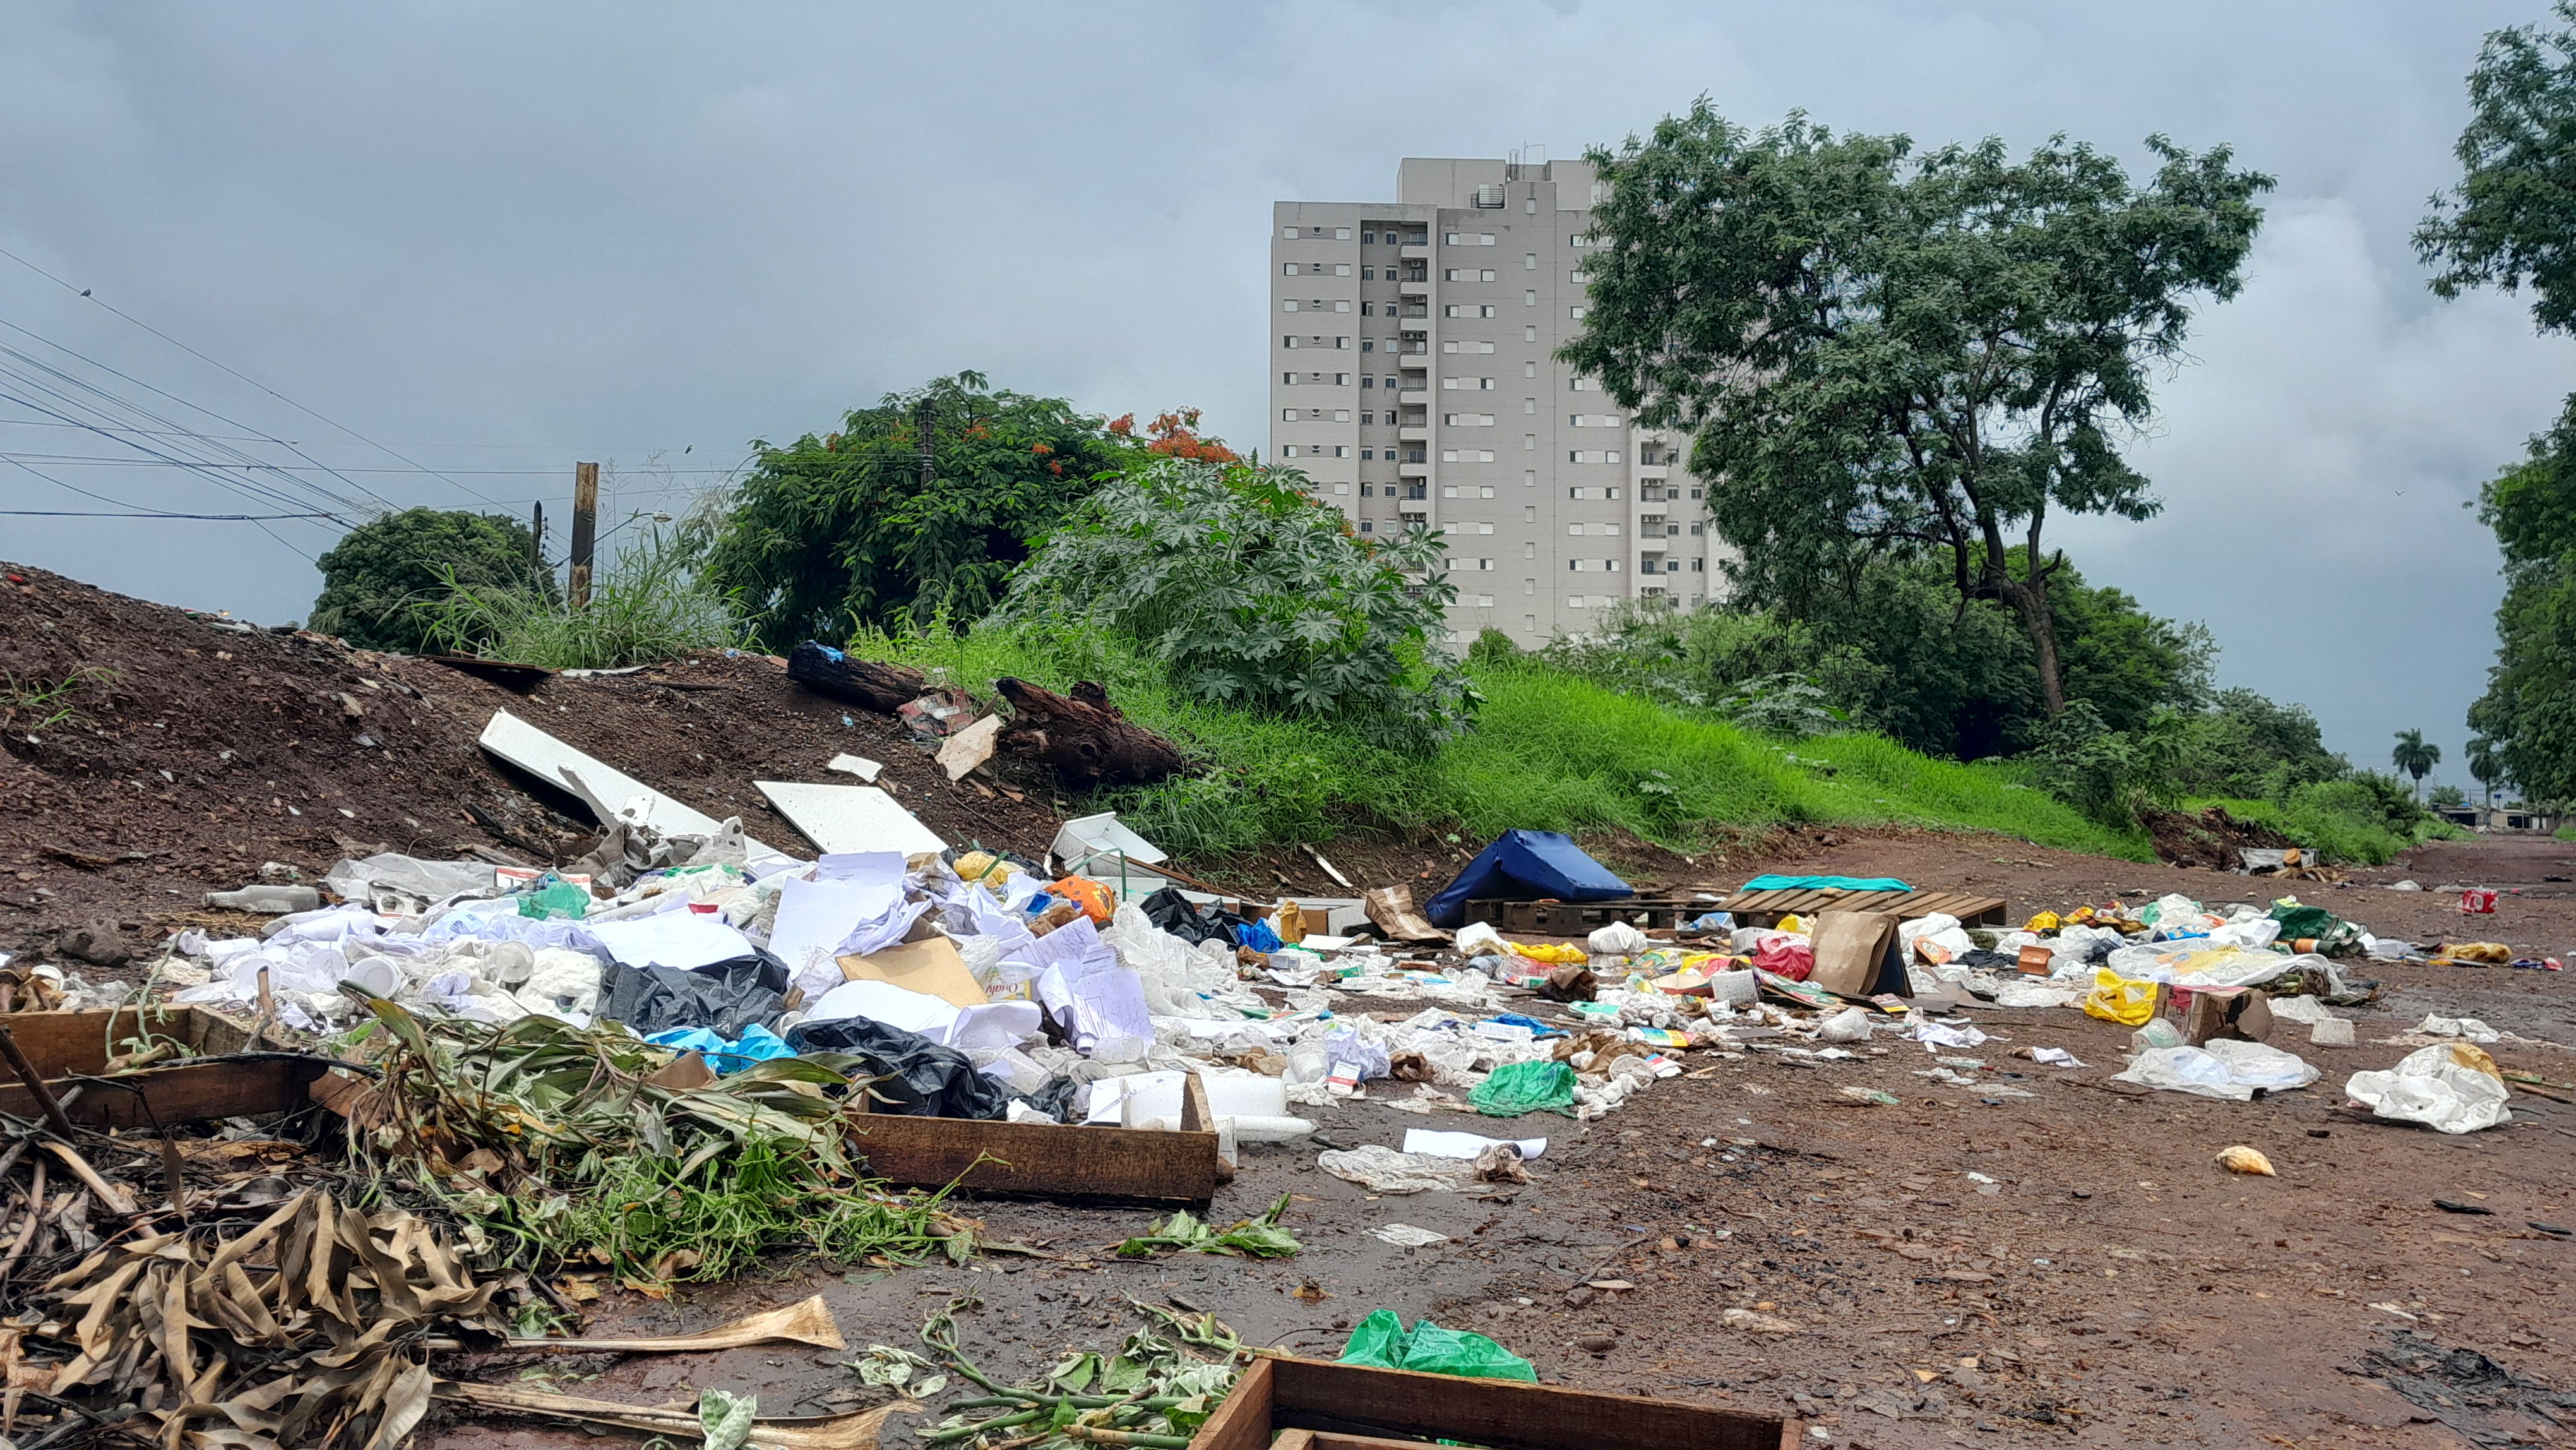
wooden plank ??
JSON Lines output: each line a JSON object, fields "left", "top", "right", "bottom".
{"left": 0, "top": 1056, "right": 330, "bottom": 1130}
{"left": 0, "top": 1006, "right": 246, "bottom": 1077}
{"left": 1190, "top": 1355, "right": 1272, "bottom": 1450}
{"left": 1251, "top": 1356, "right": 1787, "bottom": 1450}
{"left": 843, "top": 1113, "right": 1220, "bottom": 1204}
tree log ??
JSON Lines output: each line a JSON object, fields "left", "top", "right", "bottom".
{"left": 994, "top": 678, "right": 1185, "bottom": 787}
{"left": 787, "top": 642, "right": 927, "bottom": 713}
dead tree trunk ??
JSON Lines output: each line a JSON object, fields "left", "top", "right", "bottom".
{"left": 994, "top": 678, "right": 1185, "bottom": 786}
{"left": 787, "top": 642, "right": 927, "bottom": 712}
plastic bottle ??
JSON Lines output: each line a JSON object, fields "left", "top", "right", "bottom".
{"left": 2130, "top": 1017, "right": 2183, "bottom": 1053}
{"left": 205, "top": 885, "right": 320, "bottom": 914}
{"left": 1284, "top": 1044, "right": 1328, "bottom": 1085}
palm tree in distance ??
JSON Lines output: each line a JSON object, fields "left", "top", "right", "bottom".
{"left": 2468, "top": 738, "right": 2505, "bottom": 817}
{"left": 2392, "top": 728, "right": 2441, "bottom": 802}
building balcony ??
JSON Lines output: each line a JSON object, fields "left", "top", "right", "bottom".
{"left": 1399, "top": 460, "right": 1433, "bottom": 478}
{"left": 1399, "top": 279, "right": 1431, "bottom": 298}
{"left": 1399, "top": 426, "right": 1430, "bottom": 443}
{"left": 1400, "top": 244, "right": 1431, "bottom": 261}
{"left": 1398, "top": 353, "right": 1429, "bottom": 368}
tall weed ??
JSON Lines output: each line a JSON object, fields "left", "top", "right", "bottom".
{"left": 421, "top": 528, "right": 746, "bottom": 668}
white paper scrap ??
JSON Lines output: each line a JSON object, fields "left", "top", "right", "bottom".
{"left": 1401, "top": 1129, "right": 1547, "bottom": 1161}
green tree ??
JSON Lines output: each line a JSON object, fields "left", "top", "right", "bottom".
{"left": 2420, "top": 5, "right": 2576, "bottom": 812}
{"left": 308, "top": 506, "right": 544, "bottom": 653}
{"left": 1564, "top": 102, "right": 2271, "bottom": 715}
{"left": 2417, "top": 2, "right": 2576, "bottom": 331}
{"left": 2468, "top": 735, "right": 2507, "bottom": 812}
{"left": 2172, "top": 687, "right": 2349, "bottom": 799}
{"left": 999, "top": 457, "right": 1476, "bottom": 751}
{"left": 2430, "top": 783, "right": 2469, "bottom": 807}
{"left": 701, "top": 372, "right": 1140, "bottom": 650}
{"left": 2391, "top": 728, "right": 2442, "bottom": 799}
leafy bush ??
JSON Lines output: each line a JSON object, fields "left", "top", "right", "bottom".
{"left": 309, "top": 507, "right": 546, "bottom": 653}
{"left": 421, "top": 527, "right": 745, "bottom": 669}
{"left": 701, "top": 372, "right": 1147, "bottom": 650}
{"left": 999, "top": 457, "right": 1477, "bottom": 752}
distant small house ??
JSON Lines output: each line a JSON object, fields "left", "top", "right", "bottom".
{"left": 2441, "top": 804, "right": 2563, "bottom": 833}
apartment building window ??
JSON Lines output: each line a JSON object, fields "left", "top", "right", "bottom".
{"left": 1361, "top": 339, "right": 1375, "bottom": 352}
{"left": 1524, "top": 290, "right": 1537, "bottom": 306}
{"left": 1603, "top": 522, "right": 1623, "bottom": 537}
{"left": 1360, "top": 519, "right": 1374, "bottom": 532}
{"left": 1607, "top": 450, "right": 1621, "bottom": 464}
{"left": 1360, "top": 411, "right": 1374, "bottom": 424}
{"left": 1567, "top": 559, "right": 1587, "bottom": 571}
{"left": 1571, "top": 377, "right": 1595, "bottom": 390}
{"left": 1690, "top": 487, "right": 1705, "bottom": 499}
{"left": 1477, "top": 486, "right": 1496, "bottom": 498}
{"left": 1282, "top": 226, "right": 1299, "bottom": 238}
{"left": 1336, "top": 227, "right": 1351, "bottom": 239}
{"left": 1282, "top": 263, "right": 1301, "bottom": 275}
{"left": 1333, "top": 446, "right": 1350, "bottom": 457}
{"left": 1567, "top": 522, "right": 1585, "bottom": 536}
{"left": 1282, "top": 373, "right": 1296, "bottom": 385}
{"left": 1525, "top": 470, "right": 1537, "bottom": 486}
{"left": 1476, "top": 521, "right": 1496, "bottom": 532}
{"left": 1524, "top": 542, "right": 1537, "bottom": 558}
{"left": 1335, "top": 300, "right": 1351, "bottom": 312}
{"left": 1523, "top": 506, "right": 1536, "bottom": 522}
{"left": 1690, "top": 522, "right": 1704, "bottom": 534}
{"left": 1569, "top": 306, "right": 1588, "bottom": 320}
{"left": 1524, "top": 434, "right": 1536, "bottom": 451}
{"left": 1691, "top": 558, "right": 1705, "bottom": 572}
{"left": 1443, "top": 304, "right": 1498, "bottom": 318}
{"left": 1442, "top": 485, "right": 1460, "bottom": 499}
{"left": 1524, "top": 398, "right": 1536, "bottom": 414}
{"left": 1443, "top": 232, "right": 1498, "bottom": 245}
{"left": 1666, "top": 523, "right": 1681, "bottom": 536}
{"left": 1335, "top": 336, "right": 1350, "bottom": 348}
{"left": 1524, "top": 325, "right": 1538, "bottom": 342}
{"left": 1282, "top": 445, "right": 1299, "bottom": 457}
{"left": 1525, "top": 253, "right": 1537, "bottom": 270}
{"left": 1283, "top": 300, "right": 1299, "bottom": 311}
{"left": 1282, "top": 409, "right": 1297, "bottom": 421}
{"left": 1332, "top": 480, "right": 1349, "bottom": 491}
{"left": 1361, "top": 301, "right": 1374, "bottom": 316}
{"left": 1335, "top": 374, "right": 1350, "bottom": 386}
{"left": 1604, "top": 559, "right": 1622, "bottom": 572}
{"left": 1570, "top": 233, "right": 1591, "bottom": 246}
{"left": 1334, "top": 263, "right": 1352, "bottom": 276}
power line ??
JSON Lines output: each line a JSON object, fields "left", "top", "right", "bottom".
{"left": 0, "top": 452, "right": 749, "bottom": 475}
{"left": 0, "top": 506, "right": 334, "bottom": 519}
{"left": 0, "top": 245, "right": 510, "bottom": 507}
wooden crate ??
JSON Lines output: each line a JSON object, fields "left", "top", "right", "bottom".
{"left": 1191, "top": 1355, "right": 1794, "bottom": 1450}
{"left": 843, "top": 1071, "right": 1223, "bottom": 1204}
{"left": 0, "top": 1006, "right": 330, "bottom": 1130}
{"left": 1717, "top": 887, "right": 2008, "bottom": 928}
{"left": 1458, "top": 897, "right": 1714, "bottom": 935}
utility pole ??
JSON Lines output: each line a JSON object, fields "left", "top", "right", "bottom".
{"left": 569, "top": 462, "right": 599, "bottom": 608}
{"left": 528, "top": 501, "right": 545, "bottom": 577}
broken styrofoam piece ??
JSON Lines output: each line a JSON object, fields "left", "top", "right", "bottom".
{"left": 479, "top": 709, "right": 777, "bottom": 855}
{"left": 937, "top": 715, "right": 1003, "bottom": 782}
{"left": 1052, "top": 811, "right": 1168, "bottom": 868}
{"left": 1370, "top": 1223, "right": 1451, "bottom": 1247}
{"left": 826, "top": 753, "right": 884, "bottom": 782}
{"left": 2346, "top": 1043, "right": 2514, "bottom": 1134}
{"left": 754, "top": 780, "right": 945, "bottom": 860}
{"left": 2309, "top": 1017, "right": 2356, "bottom": 1047}
{"left": 1315, "top": 1145, "right": 1474, "bottom": 1194}
{"left": 2412, "top": 1014, "right": 2501, "bottom": 1043}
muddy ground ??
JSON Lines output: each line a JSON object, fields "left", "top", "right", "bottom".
{"left": 421, "top": 830, "right": 2576, "bottom": 1450}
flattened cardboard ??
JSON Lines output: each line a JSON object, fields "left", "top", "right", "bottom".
{"left": 1362, "top": 885, "right": 1447, "bottom": 943}
{"left": 1807, "top": 910, "right": 1906, "bottom": 998}
{"left": 836, "top": 935, "right": 991, "bottom": 1009}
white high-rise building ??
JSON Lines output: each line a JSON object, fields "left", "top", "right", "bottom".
{"left": 1270, "top": 155, "right": 1722, "bottom": 647}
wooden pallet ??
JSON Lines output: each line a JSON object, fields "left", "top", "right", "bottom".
{"left": 1717, "top": 887, "right": 2008, "bottom": 928}
{"left": 1191, "top": 1353, "right": 1793, "bottom": 1450}
{"left": 1458, "top": 897, "right": 1714, "bottom": 934}
{"left": 0, "top": 1007, "right": 330, "bottom": 1130}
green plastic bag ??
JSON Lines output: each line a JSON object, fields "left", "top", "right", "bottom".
{"left": 1469, "top": 1059, "right": 1576, "bottom": 1118}
{"left": 518, "top": 878, "right": 590, "bottom": 921}
{"left": 2268, "top": 900, "right": 2358, "bottom": 954}
{"left": 1336, "top": 1310, "right": 1537, "bottom": 1382}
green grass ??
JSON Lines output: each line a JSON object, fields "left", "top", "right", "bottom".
{"left": 2186, "top": 793, "right": 2463, "bottom": 866}
{"left": 868, "top": 623, "right": 2146, "bottom": 862}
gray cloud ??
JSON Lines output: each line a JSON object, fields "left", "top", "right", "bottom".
{"left": 1, "top": 0, "right": 2565, "bottom": 790}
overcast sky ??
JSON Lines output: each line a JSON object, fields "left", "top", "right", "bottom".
{"left": 3, "top": 1, "right": 2567, "bottom": 793}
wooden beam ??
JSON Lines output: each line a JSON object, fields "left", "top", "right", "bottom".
{"left": 843, "top": 1113, "right": 1220, "bottom": 1204}
{"left": 0, "top": 1057, "right": 330, "bottom": 1130}
{"left": 1215, "top": 1356, "right": 1790, "bottom": 1450}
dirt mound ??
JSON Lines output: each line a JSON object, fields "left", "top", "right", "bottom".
{"left": 2136, "top": 803, "right": 2293, "bottom": 870}
{"left": 0, "top": 561, "right": 1066, "bottom": 956}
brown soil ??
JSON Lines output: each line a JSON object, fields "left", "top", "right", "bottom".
{"left": 2137, "top": 804, "right": 2296, "bottom": 870}
{"left": 0, "top": 561, "right": 1065, "bottom": 959}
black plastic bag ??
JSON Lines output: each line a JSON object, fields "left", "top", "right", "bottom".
{"left": 597, "top": 950, "right": 790, "bottom": 1039}
{"left": 1141, "top": 886, "right": 1249, "bottom": 949}
{"left": 784, "top": 1014, "right": 1020, "bottom": 1120}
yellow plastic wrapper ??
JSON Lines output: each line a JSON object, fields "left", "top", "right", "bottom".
{"left": 1509, "top": 941, "right": 1590, "bottom": 964}
{"left": 955, "top": 851, "right": 1020, "bottom": 888}
{"left": 2025, "top": 910, "right": 2062, "bottom": 933}
{"left": 2214, "top": 1145, "right": 2276, "bottom": 1176}
{"left": 1776, "top": 914, "right": 1803, "bottom": 933}
{"left": 2082, "top": 968, "right": 2159, "bottom": 1027}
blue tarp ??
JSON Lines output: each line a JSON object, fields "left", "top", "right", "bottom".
{"left": 1740, "top": 873, "right": 1912, "bottom": 892}
{"left": 1424, "top": 830, "right": 1633, "bottom": 927}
